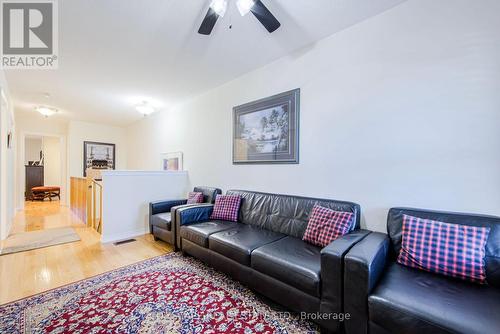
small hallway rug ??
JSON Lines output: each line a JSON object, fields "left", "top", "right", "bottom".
{"left": 0, "top": 253, "right": 318, "bottom": 333}
{"left": 0, "top": 227, "right": 80, "bottom": 256}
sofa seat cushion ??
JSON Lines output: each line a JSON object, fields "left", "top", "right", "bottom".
{"left": 209, "top": 225, "right": 286, "bottom": 266}
{"left": 151, "top": 213, "right": 172, "bottom": 230}
{"left": 368, "top": 262, "right": 500, "bottom": 334}
{"left": 251, "top": 236, "right": 322, "bottom": 297}
{"left": 180, "top": 220, "right": 235, "bottom": 247}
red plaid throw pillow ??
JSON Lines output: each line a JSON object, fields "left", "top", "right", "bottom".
{"left": 210, "top": 195, "right": 241, "bottom": 222}
{"left": 398, "top": 214, "right": 490, "bottom": 284}
{"left": 187, "top": 192, "right": 204, "bottom": 204}
{"left": 302, "top": 205, "right": 354, "bottom": 247}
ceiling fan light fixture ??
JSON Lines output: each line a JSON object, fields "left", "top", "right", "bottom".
{"left": 135, "top": 101, "right": 155, "bottom": 116}
{"left": 35, "top": 106, "right": 57, "bottom": 117}
{"left": 199, "top": 0, "right": 279, "bottom": 35}
{"left": 210, "top": 0, "right": 228, "bottom": 17}
{"left": 236, "top": 0, "right": 256, "bottom": 16}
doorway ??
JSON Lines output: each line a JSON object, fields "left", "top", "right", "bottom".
{"left": 18, "top": 132, "right": 67, "bottom": 212}
{"left": 24, "top": 135, "right": 62, "bottom": 203}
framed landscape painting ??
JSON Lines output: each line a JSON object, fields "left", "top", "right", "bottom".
{"left": 233, "top": 89, "right": 300, "bottom": 164}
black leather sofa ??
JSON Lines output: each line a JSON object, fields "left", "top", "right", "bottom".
{"left": 344, "top": 207, "right": 500, "bottom": 334}
{"left": 149, "top": 186, "right": 221, "bottom": 249}
{"left": 176, "top": 189, "right": 369, "bottom": 332}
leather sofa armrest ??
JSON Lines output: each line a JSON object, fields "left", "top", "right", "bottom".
{"left": 150, "top": 199, "right": 187, "bottom": 215}
{"left": 149, "top": 199, "right": 187, "bottom": 233}
{"left": 175, "top": 204, "right": 214, "bottom": 249}
{"left": 168, "top": 203, "right": 208, "bottom": 250}
{"left": 319, "top": 229, "right": 370, "bottom": 331}
{"left": 344, "top": 232, "right": 390, "bottom": 334}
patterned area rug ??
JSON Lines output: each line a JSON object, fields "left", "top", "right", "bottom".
{"left": 0, "top": 253, "right": 318, "bottom": 333}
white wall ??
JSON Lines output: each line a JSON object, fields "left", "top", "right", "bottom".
{"left": 42, "top": 136, "right": 62, "bottom": 186}
{"left": 101, "top": 171, "right": 189, "bottom": 243}
{"left": 0, "top": 71, "right": 16, "bottom": 240}
{"left": 126, "top": 0, "right": 500, "bottom": 232}
{"left": 15, "top": 112, "right": 68, "bottom": 136}
{"left": 25, "top": 137, "right": 42, "bottom": 164}
{"left": 68, "top": 120, "right": 127, "bottom": 177}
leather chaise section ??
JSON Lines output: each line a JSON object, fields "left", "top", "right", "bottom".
{"left": 387, "top": 207, "right": 500, "bottom": 287}
{"left": 251, "top": 236, "right": 322, "bottom": 297}
{"left": 150, "top": 212, "right": 171, "bottom": 230}
{"left": 345, "top": 208, "right": 500, "bottom": 334}
{"left": 209, "top": 224, "right": 286, "bottom": 265}
{"left": 368, "top": 262, "right": 500, "bottom": 334}
{"left": 152, "top": 226, "right": 171, "bottom": 243}
{"left": 148, "top": 187, "right": 221, "bottom": 248}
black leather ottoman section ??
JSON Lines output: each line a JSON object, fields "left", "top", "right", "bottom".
{"left": 368, "top": 262, "right": 500, "bottom": 334}
{"left": 251, "top": 236, "right": 321, "bottom": 297}
{"left": 209, "top": 225, "right": 286, "bottom": 266}
{"left": 180, "top": 220, "right": 236, "bottom": 247}
{"left": 151, "top": 212, "right": 171, "bottom": 230}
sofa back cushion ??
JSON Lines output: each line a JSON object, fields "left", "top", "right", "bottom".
{"left": 187, "top": 192, "right": 204, "bottom": 204}
{"left": 193, "top": 186, "right": 222, "bottom": 204}
{"left": 388, "top": 208, "right": 500, "bottom": 286}
{"left": 226, "top": 190, "right": 361, "bottom": 239}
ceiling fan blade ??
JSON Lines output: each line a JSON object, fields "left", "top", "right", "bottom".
{"left": 250, "top": 0, "right": 281, "bottom": 33}
{"left": 198, "top": 7, "right": 219, "bottom": 35}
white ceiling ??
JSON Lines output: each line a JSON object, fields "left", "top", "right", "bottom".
{"left": 6, "top": 0, "right": 406, "bottom": 126}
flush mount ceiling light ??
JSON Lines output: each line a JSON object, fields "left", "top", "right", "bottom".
{"left": 199, "top": 0, "right": 279, "bottom": 35}
{"left": 135, "top": 101, "right": 155, "bottom": 116}
{"left": 35, "top": 106, "right": 58, "bottom": 117}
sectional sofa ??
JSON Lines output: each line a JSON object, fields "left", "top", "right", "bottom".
{"left": 153, "top": 188, "right": 499, "bottom": 333}
{"left": 175, "top": 189, "right": 369, "bottom": 332}
{"left": 344, "top": 207, "right": 500, "bottom": 334}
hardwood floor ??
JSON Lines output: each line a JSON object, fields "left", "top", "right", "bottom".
{"left": 0, "top": 201, "right": 173, "bottom": 305}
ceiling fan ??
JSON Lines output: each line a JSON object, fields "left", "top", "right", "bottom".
{"left": 198, "top": 0, "right": 281, "bottom": 35}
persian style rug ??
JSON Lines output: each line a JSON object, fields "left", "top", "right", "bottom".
{"left": 0, "top": 227, "right": 80, "bottom": 256}
{"left": 0, "top": 253, "right": 318, "bottom": 333}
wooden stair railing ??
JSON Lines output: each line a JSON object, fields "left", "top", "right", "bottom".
{"left": 87, "top": 179, "right": 103, "bottom": 234}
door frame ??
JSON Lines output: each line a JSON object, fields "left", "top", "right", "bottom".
{"left": 0, "top": 88, "right": 15, "bottom": 240}
{"left": 18, "top": 131, "right": 68, "bottom": 210}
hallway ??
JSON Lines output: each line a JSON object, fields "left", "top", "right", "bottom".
{"left": 11, "top": 201, "right": 76, "bottom": 233}
{"left": 0, "top": 202, "right": 172, "bottom": 305}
